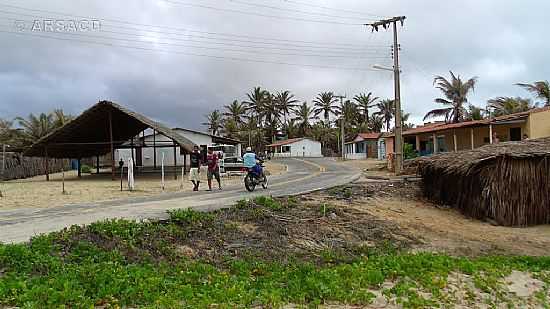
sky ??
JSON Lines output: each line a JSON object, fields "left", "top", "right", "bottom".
{"left": 0, "top": 0, "right": 549, "bottom": 130}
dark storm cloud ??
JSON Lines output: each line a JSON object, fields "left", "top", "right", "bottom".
{"left": 1, "top": 0, "right": 549, "bottom": 128}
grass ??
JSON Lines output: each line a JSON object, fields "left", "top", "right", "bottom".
{"left": 0, "top": 199, "right": 549, "bottom": 308}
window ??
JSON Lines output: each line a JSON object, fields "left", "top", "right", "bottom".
{"left": 282, "top": 146, "right": 291, "bottom": 153}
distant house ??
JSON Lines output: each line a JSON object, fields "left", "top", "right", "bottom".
{"left": 381, "top": 106, "right": 550, "bottom": 159}
{"left": 116, "top": 128, "right": 241, "bottom": 167}
{"left": 267, "top": 138, "right": 322, "bottom": 158}
{"left": 344, "top": 133, "right": 382, "bottom": 160}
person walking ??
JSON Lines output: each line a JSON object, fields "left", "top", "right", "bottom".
{"left": 189, "top": 145, "right": 202, "bottom": 191}
{"left": 206, "top": 148, "right": 222, "bottom": 191}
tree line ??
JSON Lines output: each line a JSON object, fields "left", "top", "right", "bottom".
{"left": 203, "top": 88, "right": 411, "bottom": 154}
{"left": 424, "top": 72, "right": 550, "bottom": 123}
{"left": 0, "top": 110, "right": 73, "bottom": 149}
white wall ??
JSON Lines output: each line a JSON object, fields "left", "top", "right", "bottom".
{"left": 288, "top": 139, "right": 322, "bottom": 157}
{"left": 115, "top": 129, "right": 242, "bottom": 167}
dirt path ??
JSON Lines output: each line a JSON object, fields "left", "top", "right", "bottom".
{"left": 306, "top": 181, "right": 550, "bottom": 256}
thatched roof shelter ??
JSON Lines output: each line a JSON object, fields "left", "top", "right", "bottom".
{"left": 24, "top": 101, "right": 194, "bottom": 158}
{"left": 412, "top": 137, "right": 550, "bottom": 226}
{"left": 23, "top": 101, "right": 196, "bottom": 179}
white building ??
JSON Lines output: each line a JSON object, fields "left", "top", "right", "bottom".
{"left": 116, "top": 128, "right": 241, "bottom": 168}
{"left": 267, "top": 138, "right": 322, "bottom": 158}
{"left": 344, "top": 133, "right": 383, "bottom": 160}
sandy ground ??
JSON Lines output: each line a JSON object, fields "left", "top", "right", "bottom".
{"left": 308, "top": 180, "right": 550, "bottom": 257}
{"left": 0, "top": 161, "right": 286, "bottom": 210}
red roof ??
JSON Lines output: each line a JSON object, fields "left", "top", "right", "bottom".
{"left": 267, "top": 138, "right": 305, "bottom": 147}
{"left": 385, "top": 107, "right": 550, "bottom": 137}
{"left": 357, "top": 133, "right": 382, "bottom": 140}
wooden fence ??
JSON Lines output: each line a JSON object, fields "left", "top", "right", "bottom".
{"left": 1, "top": 153, "right": 71, "bottom": 180}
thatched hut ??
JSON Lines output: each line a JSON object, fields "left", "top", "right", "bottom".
{"left": 412, "top": 137, "right": 550, "bottom": 227}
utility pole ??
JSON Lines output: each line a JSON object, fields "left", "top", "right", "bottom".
{"left": 366, "top": 16, "right": 406, "bottom": 174}
{"left": 333, "top": 94, "right": 346, "bottom": 160}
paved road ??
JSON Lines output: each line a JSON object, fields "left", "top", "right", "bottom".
{"left": 0, "top": 158, "right": 360, "bottom": 243}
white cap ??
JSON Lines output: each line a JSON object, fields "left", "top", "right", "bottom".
{"left": 246, "top": 146, "right": 252, "bottom": 152}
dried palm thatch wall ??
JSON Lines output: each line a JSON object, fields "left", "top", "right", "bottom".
{"left": 2, "top": 153, "right": 70, "bottom": 180}
{"left": 413, "top": 138, "right": 550, "bottom": 226}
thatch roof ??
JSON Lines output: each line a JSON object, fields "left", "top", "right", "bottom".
{"left": 24, "top": 101, "right": 195, "bottom": 158}
{"left": 412, "top": 137, "right": 550, "bottom": 226}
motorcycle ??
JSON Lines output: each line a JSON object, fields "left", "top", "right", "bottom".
{"left": 244, "top": 161, "right": 268, "bottom": 192}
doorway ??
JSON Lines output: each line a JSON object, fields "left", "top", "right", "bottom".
{"left": 510, "top": 127, "right": 522, "bottom": 141}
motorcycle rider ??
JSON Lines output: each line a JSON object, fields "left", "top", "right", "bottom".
{"left": 243, "top": 146, "right": 262, "bottom": 179}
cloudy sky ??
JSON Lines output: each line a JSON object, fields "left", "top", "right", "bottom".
{"left": 1, "top": 0, "right": 548, "bottom": 129}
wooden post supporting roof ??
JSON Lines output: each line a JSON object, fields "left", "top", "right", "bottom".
{"left": 109, "top": 110, "right": 115, "bottom": 180}
{"left": 415, "top": 135, "right": 421, "bottom": 152}
{"left": 183, "top": 151, "right": 187, "bottom": 175}
{"left": 96, "top": 154, "right": 100, "bottom": 174}
{"left": 453, "top": 130, "right": 458, "bottom": 152}
{"left": 432, "top": 134, "right": 438, "bottom": 154}
{"left": 173, "top": 141, "right": 178, "bottom": 180}
{"left": 45, "top": 146, "right": 49, "bottom": 181}
{"left": 77, "top": 158, "right": 82, "bottom": 178}
{"left": 153, "top": 129, "right": 157, "bottom": 169}
{"left": 470, "top": 128, "right": 475, "bottom": 150}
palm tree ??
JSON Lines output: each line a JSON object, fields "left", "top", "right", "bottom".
{"left": 0, "top": 119, "right": 16, "bottom": 145}
{"left": 336, "top": 100, "right": 360, "bottom": 132}
{"left": 223, "top": 100, "right": 247, "bottom": 125}
{"left": 262, "top": 93, "right": 281, "bottom": 143}
{"left": 16, "top": 113, "right": 55, "bottom": 146}
{"left": 285, "top": 119, "right": 299, "bottom": 139}
{"left": 401, "top": 112, "right": 415, "bottom": 130}
{"left": 465, "top": 105, "right": 485, "bottom": 121}
{"left": 424, "top": 71, "right": 478, "bottom": 123}
{"left": 203, "top": 110, "right": 223, "bottom": 136}
{"left": 52, "top": 109, "right": 73, "bottom": 128}
{"left": 368, "top": 114, "right": 384, "bottom": 133}
{"left": 353, "top": 92, "right": 379, "bottom": 124}
{"left": 516, "top": 81, "right": 550, "bottom": 106}
{"left": 487, "top": 97, "right": 534, "bottom": 117}
{"left": 221, "top": 118, "right": 240, "bottom": 140}
{"left": 294, "top": 102, "right": 317, "bottom": 136}
{"left": 313, "top": 92, "right": 339, "bottom": 126}
{"left": 244, "top": 87, "right": 268, "bottom": 123}
{"left": 275, "top": 90, "right": 299, "bottom": 126}
{"left": 374, "top": 99, "right": 395, "bottom": 132}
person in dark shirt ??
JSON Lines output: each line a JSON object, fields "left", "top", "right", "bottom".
{"left": 206, "top": 148, "right": 222, "bottom": 191}
{"left": 189, "top": 145, "right": 202, "bottom": 191}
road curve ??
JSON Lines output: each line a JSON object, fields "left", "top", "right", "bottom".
{"left": 0, "top": 158, "right": 360, "bottom": 243}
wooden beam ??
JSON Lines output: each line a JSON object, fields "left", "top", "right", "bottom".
{"left": 109, "top": 110, "right": 115, "bottom": 180}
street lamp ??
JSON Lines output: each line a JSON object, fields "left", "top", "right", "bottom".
{"left": 372, "top": 64, "right": 404, "bottom": 174}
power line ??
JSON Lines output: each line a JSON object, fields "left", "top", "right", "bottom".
{"left": 0, "top": 17, "right": 389, "bottom": 58}
{"left": 158, "top": 0, "right": 364, "bottom": 25}
{"left": 0, "top": 9, "right": 389, "bottom": 53}
{"left": 279, "top": 0, "right": 388, "bottom": 18}
{"left": 0, "top": 2, "right": 386, "bottom": 48}
{"left": 0, "top": 21, "right": 391, "bottom": 60}
{"left": 224, "top": 0, "right": 366, "bottom": 21}
{"left": 0, "top": 28, "right": 382, "bottom": 71}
